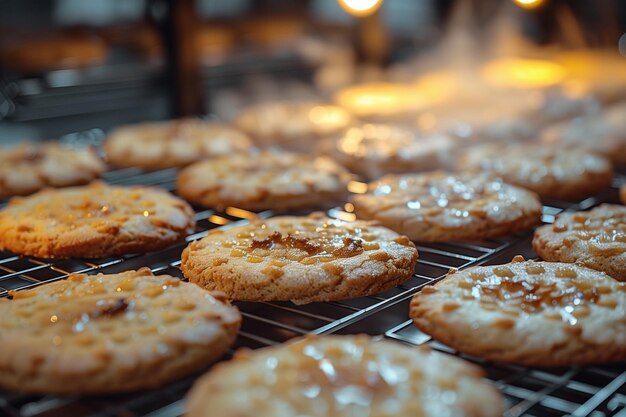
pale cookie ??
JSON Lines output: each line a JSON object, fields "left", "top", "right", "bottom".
{"left": 352, "top": 171, "right": 542, "bottom": 242}
{"left": 177, "top": 151, "right": 352, "bottom": 211}
{"left": 458, "top": 143, "right": 613, "bottom": 201}
{"left": 533, "top": 205, "right": 626, "bottom": 281}
{"left": 541, "top": 105, "right": 626, "bottom": 166}
{"left": 0, "top": 268, "right": 240, "bottom": 394}
{"left": 318, "top": 123, "right": 455, "bottom": 181}
{"left": 186, "top": 334, "right": 504, "bottom": 417}
{"left": 234, "top": 101, "right": 353, "bottom": 152}
{"left": 410, "top": 257, "right": 626, "bottom": 366}
{"left": 0, "top": 142, "right": 104, "bottom": 200}
{"left": 0, "top": 181, "right": 195, "bottom": 258}
{"left": 181, "top": 213, "right": 418, "bottom": 304}
{"left": 104, "top": 119, "right": 253, "bottom": 170}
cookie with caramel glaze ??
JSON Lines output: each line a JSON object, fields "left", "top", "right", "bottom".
{"left": 0, "top": 182, "right": 195, "bottom": 258}
{"left": 533, "top": 205, "right": 626, "bottom": 281}
{"left": 352, "top": 171, "right": 542, "bottom": 242}
{"left": 410, "top": 257, "right": 626, "bottom": 366}
{"left": 186, "top": 334, "right": 504, "bottom": 417}
{"left": 181, "top": 213, "right": 417, "bottom": 304}
{"left": 458, "top": 143, "right": 613, "bottom": 201}
{"left": 0, "top": 268, "right": 240, "bottom": 394}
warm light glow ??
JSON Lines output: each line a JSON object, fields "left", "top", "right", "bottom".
{"left": 307, "top": 106, "right": 352, "bottom": 132}
{"left": 482, "top": 58, "right": 567, "bottom": 89}
{"left": 512, "top": 0, "right": 545, "bottom": 10}
{"left": 335, "top": 82, "right": 440, "bottom": 118}
{"left": 338, "top": 0, "right": 383, "bottom": 17}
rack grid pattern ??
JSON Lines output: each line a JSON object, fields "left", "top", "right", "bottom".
{"left": 0, "top": 166, "right": 622, "bottom": 417}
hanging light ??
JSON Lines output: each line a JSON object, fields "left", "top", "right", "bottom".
{"left": 337, "top": 0, "right": 383, "bottom": 18}
{"left": 512, "top": 0, "right": 546, "bottom": 10}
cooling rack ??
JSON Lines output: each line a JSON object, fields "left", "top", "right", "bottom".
{"left": 0, "top": 166, "right": 623, "bottom": 417}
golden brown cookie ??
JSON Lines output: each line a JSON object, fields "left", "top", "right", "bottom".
{"left": 318, "top": 123, "right": 456, "bottom": 181}
{"left": 0, "top": 142, "right": 104, "bottom": 199}
{"left": 234, "top": 102, "right": 353, "bottom": 152}
{"left": 0, "top": 182, "right": 195, "bottom": 258}
{"left": 411, "top": 257, "right": 626, "bottom": 366}
{"left": 186, "top": 334, "right": 504, "bottom": 417}
{"left": 0, "top": 268, "right": 240, "bottom": 394}
{"left": 104, "top": 119, "right": 253, "bottom": 170}
{"left": 458, "top": 143, "right": 613, "bottom": 201}
{"left": 352, "top": 171, "right": 542, "bottom": 242}
{"left": 181, "top": 213, "right": 418, "bottom": 304}
{"left": 533, "top": 205, "right": 626, "bottom": 281}
{"left": 176, "top": 151, "right": 352, "bottom": 211}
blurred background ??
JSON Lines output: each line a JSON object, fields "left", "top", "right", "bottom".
{"left": 0, "top": 0, "right": 625, "bottom": 145}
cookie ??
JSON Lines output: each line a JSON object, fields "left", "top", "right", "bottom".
{"left": 176, "top": 151, "right": 352, "bottom": 211}
{"left": 352, "top": 171, "right": 542, "bottom": 242}
{"left": 533, "top": 205, "right": 626, "bottom": 281}
{"left": 186, "top": 334, "right": 504, "bottom": 417}
{"left": 0, "top": 181, "right": 195, "bottom": 258}
{"left": 181, "top": 213, "right": 418, "bottom": 304}
{"left": 458, "top": 143, "right": 613, "bottom": 201}
{"left": 234, "top": 102, "right": 352, "bottom": 152}
{"left": 0, "top": 142, "right": 105, "bottom": 200}
{"left": 104, "top": 119, "right": 253, "bottom": 170}
{"left": 541, "top": 105, "right": 626, "bottom": 166}
{"left": 0, "top": 268, "right": 240, "bottom": 394}
{"left": 318, "top": 123, "right": 455, "bottom": 181}
{"left": 0, "top": 32, "right": 108, "bottom": 73}
{"left": 411, "top": 257, "right": 626, "bottom": 366}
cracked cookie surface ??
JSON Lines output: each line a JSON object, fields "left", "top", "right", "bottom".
{"left": 0, "top": 268, "right": 240, "bottom": 394}
{"left": 533, "top": 205, "right": 626, "bottom": 281}
{"left": 352, "top": 171, "right": 542, "bottom": 242}
{"left": 410, "top": 257, "right": 626, "bottom": 366}
{"left": 181, "top": 213, "right": 418, "bottom": 304}
{"left": 0, "top": 181, "right": 195, "bottom": 258}
{"left": 458, "top": 143, "right": 613, "bottom": 201}
{"left": 187, "top": 334, "right": 503, "bottom": 417}
{"left": 177, "top": 151, "right": 352, "bottom": 211}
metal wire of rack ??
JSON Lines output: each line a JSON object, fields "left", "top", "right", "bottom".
{"left": 0, "top": 166, "right": 623, "bottom": 417}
